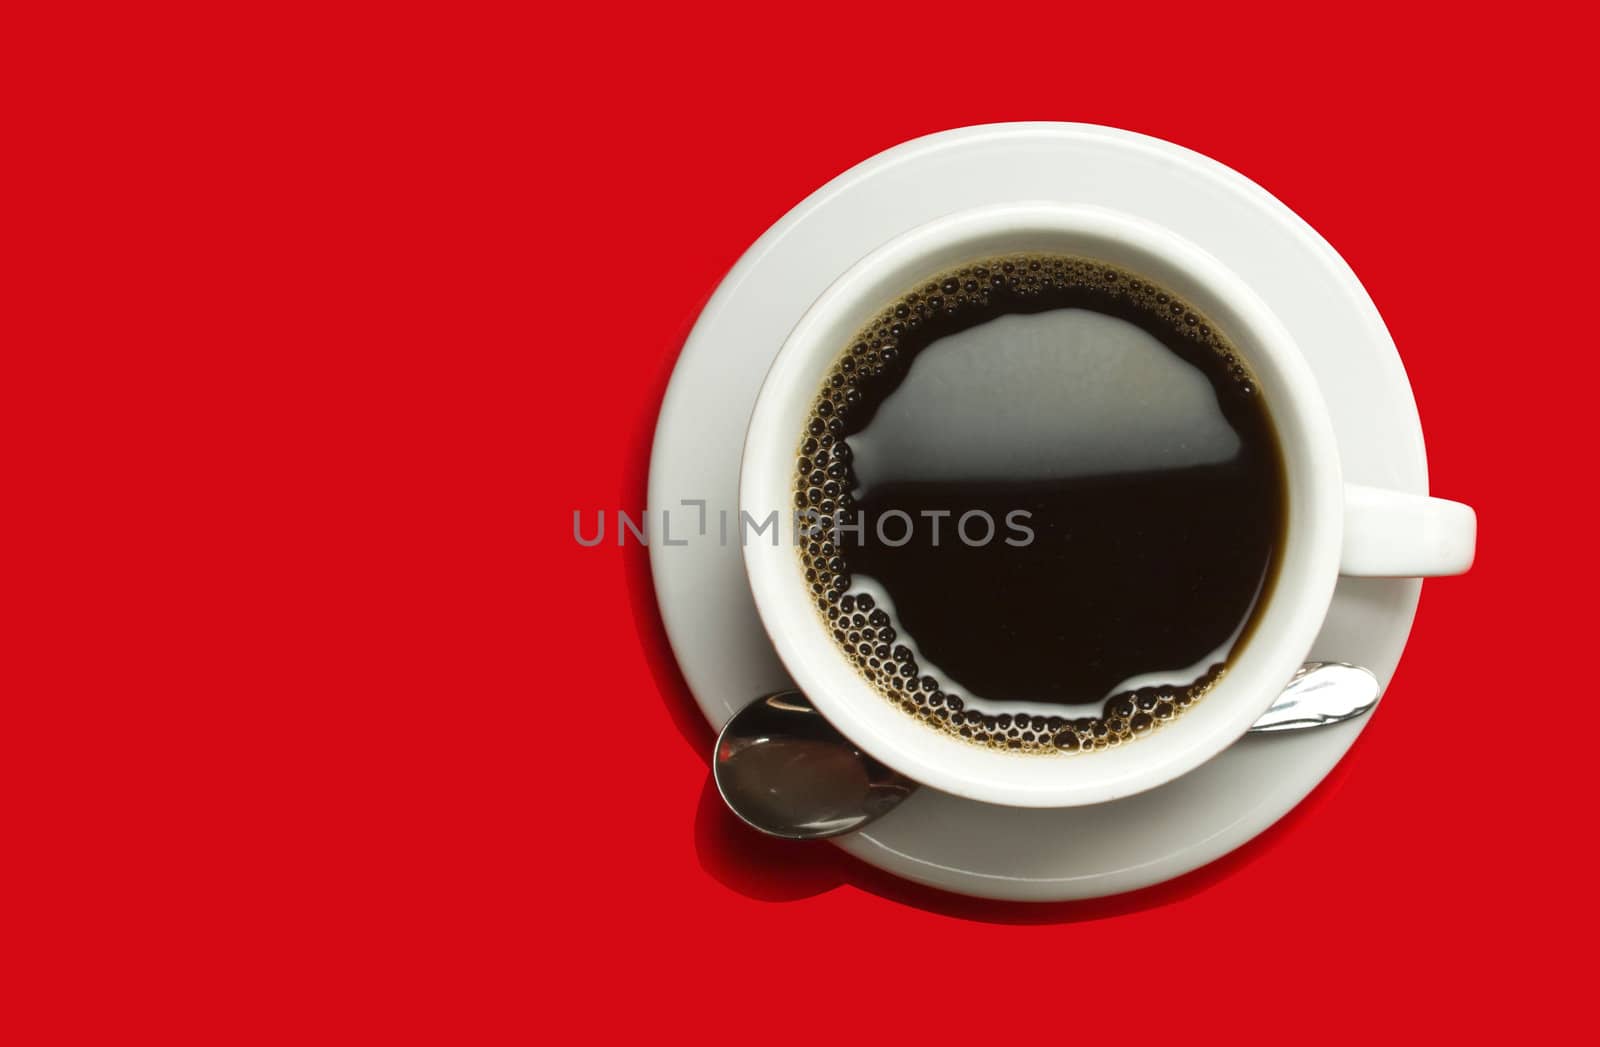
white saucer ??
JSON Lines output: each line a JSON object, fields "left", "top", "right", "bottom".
{"left": 648, "top": 123, "right": 1430, "bottom": 902}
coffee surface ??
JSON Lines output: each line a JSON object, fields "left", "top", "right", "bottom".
{"left": 794, "top": 254, "right": 1285, "bottom": 754}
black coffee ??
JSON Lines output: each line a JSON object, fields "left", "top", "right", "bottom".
{"left": 794, "top": 254, "right": 1285, "bottom": 753}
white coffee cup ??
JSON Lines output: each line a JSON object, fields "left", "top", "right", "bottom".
{"left": 740, "top": 202, "right": 1475, "bottom": 808}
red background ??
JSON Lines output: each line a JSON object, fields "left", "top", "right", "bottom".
{"left": 10, "top": 4, "right": 1595, "bottom": 1041}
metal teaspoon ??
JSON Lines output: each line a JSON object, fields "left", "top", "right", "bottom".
{"left": 713, "top": 661, "right": 1379, "bottom": 840}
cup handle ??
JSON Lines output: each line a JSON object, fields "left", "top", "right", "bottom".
{"left": 1340, "top": 483, "right": 1476, "bottom": 577}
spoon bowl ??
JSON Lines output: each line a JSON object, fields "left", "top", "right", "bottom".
{"left": 713, "top": 692, "right": 916, "bottom": 840}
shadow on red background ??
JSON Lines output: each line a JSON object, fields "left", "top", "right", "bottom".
{"left": 620, "top": 325, "right": 1363, "bottom": 924}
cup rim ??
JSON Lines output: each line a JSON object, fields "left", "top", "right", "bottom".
{"left": 739, "top": 201, "right": 1343, "bottom": 808}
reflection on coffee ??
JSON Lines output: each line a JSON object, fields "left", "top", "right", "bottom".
{"left": 794, "top": 254, "right": 1286, "bottom": 754}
